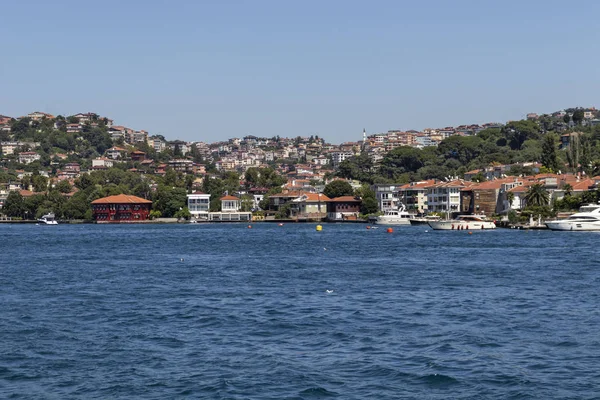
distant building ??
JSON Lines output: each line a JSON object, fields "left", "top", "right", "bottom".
{"left": 106, "top": 146, "right": 127, "bottom": 159}
{"left": 92, "top": 157, "right": 114, "bottom": 170}
{"left": 91, "top": 194, "right": 152, "bottom": 223}
{"left": 24, "top": 111, "right": 55, "bottom": 121}
{"left": 18, "top": 152, "right": 41, "bottom": 164}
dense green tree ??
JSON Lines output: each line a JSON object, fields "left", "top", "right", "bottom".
{"left": 540, "top": 133, "right": 561, "bottom": 172}
{"left": 379, "top": 146, "right": 426, "bottom": 181}
{"left": 153, "top": 186, "right": 187, "bottom": 217}
{"left": 572, "top": 109, "right": 584, "bottom": 125}
{"left": 337, "top": 152, "right": 374, "bottom": 183}
{"left": 174, "top": 207, "right": 191, "bottom": 220}
{"left": 438, "top": 136, "right": 485, "bottom": 165}
{"left": 55, "top": 180, "right": 73, "bottom": 193}
{"left": 354, "top": 185, "right": 378, "bottom": 215}
{"left": 503, "top": 120, "right": 541, "bottom": 150}
{"left": 3, "top": 191, "right": 24, "bottom": 217}
{"left": 323, "top": 180, "right": 354, "bottom": 198}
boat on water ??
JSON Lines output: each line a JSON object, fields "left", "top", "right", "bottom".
{"left": 545, "top": 203, "right": 600, "bottom": 231}
{"left": 374, "top": 204, "right": 412, "bottom": 225}
{"left": 409, "top": 215, "right": 441, "bottom": 226}
{"left": 428, "top": 214, "right": 496, "bottom": 230}
{"left": 38, "top": 213, "right": 58, "bottom": 225}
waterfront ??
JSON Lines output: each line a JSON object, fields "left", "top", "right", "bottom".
{"left": 1, "top": 224, "right": 600, "bottom": 399}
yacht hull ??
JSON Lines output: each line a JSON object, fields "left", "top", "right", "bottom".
{"left": 428, "top": 220, "right": 496, "bottom": 230}
{"left": 374, "top": 217, "right": 411, "bottom": 226}
{"left": 545, "top": 221, "right": 600, "bottom": 231}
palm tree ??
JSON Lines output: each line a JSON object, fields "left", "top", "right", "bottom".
{"left": 525, "top": 183, "right": 550, "bottom": 207}
{"left": 506, "top": 191, "right": 515, "bottom": 210}
{"left": 563, "top": 183, "right": 573, "bottom": 197}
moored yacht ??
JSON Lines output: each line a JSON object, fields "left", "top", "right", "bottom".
{"left": 375, "top": 204, "right": 412, "bottom": 225}
{"left": 38, "top": 213, "right": 58, "bottom": 225}
{"left": 428, "top": 214, "right": 496, "bottom": 230}
{"left": 545, "top": 204, "right": 600, "bottom": 231}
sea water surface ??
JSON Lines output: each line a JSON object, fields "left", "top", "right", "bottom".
{"left": 1, "top": 223, "right": 600, "bottom": 399}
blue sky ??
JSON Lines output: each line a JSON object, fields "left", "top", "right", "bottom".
{"left": 1, "top": 0, "right": 599, "bottom": 143}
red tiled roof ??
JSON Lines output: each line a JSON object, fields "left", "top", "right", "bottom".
{"left": 19, "top": 189, "right": 35, "bottom": 197}
{"left": 299, "top": 193, "right": 330, "bottom": 202}
{"left": 220, "top": 195, "right": 239, "bottom": 201}
{"left": 91, "top": 194, "right": 152, "bottom": 204}
{"left": 328, "top": 196, "right": 361, "bottom": 203}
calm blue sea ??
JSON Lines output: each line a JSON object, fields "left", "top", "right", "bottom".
{"left": 1, "top": 223, "right": 600, "bottom": 399}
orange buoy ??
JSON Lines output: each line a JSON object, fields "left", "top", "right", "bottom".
{"left": 366, "top": 226, "right": 371, "bottom": 230}
{"left": 387, "top": 227, "right": 393, "bottom": 233}
{"left": 278, "top": 223, "right": 284, "bottom": 226}
{"left": 468, "top": 231, "right": 473, "bottom": 235}
{"left": 248, "top": 225, "right": 252, "bottom": 229}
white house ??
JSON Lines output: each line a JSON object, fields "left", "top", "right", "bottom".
{"left": 92, "top": 157, "right": 114, "bottom": 169}
{"left": 207, "top": 194, "right": 251, "bottom": 221}
{"left": 187, "top": 191, "right": 211, "bottom": 220}
{"left": 220, "top": 195, "right": 240, "bottom": 212}
{"left": 427, "top": 180, "right": 469, "bottom": 215}
{"left": 372, "top": 184, "right": 402, "bottom": 211}
{"left": 18, "top": 152, "right": 41, "bottom": 164}
{"left": 106, "top": 147, "right": 127, "bottom": 160}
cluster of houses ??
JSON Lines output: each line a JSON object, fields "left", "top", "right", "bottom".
{"left": 88, "top": 190, "right": 362, "bottom": 223}
{"left": 373, "top": 167, "right": 599, "bottom": 217}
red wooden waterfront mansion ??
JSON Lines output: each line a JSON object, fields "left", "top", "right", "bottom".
{"left": 91, "top": 194, "right": 152, "bottom": 223}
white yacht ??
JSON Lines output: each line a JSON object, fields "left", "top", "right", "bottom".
{"left": 38, "top": 213, "right": 58, "bottom": 225}
{"left": 545, "top": 204, "right": 600, "bottom": 231}
{"left": 375, "top": 204, "right": 412, "bottom": 226}
{"left": 428, "top": 214, "right": 496, "bottom": 230}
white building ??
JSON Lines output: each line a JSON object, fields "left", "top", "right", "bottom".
{"left": 187, "top": 191, "right": 211, "bottom": 220}
{"left": 331, "top": 151, "right": 354, "bottom": 168}
{"left": 92, "top": 157, "right": 114, "bottom": 169}
{"left": 18, "top": 152, "right": 41, "bottom": 164}
{"left": 426, "top": 180, "right": 468, "bottom": 214}
{"left": 372, "top": 184, "right": 402, "bottom": 211}
{"left": 207, "top": 195, "right": 251, "bottom": 221}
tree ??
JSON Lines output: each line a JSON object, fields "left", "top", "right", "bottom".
{"left": 572, "top": 109, "right": 584, "bottom": 126}
{"left": 3, "top": 191, "right": 24, "bottom": 217}
{"left": 174, "top": 207, "right": 191, "bottom": 220}
{"left": 525, "top": 183, "right": 549, "bottom": 207}
{"left": 378, "top": 146, "right": 426, "bottom": 181}
{"left": 540, "top": 133, "right": 561, "bottom": 172}
{"left": 55, "top": 180, "right": 73, "bottom": 194}
{"left": 323, "top": 180, "right": 354, "bottom": 199}
{"left": 355, "top": 185, "right": 378, "bottom": 215}
{"left": 337, "top": 153, "right": 374, "bottom": 183}
{"left": 563, "top": 183, "right": 573, "bottom": 197}
{"left": 563, "top": 114, "right": 571, "bottom": 124}
{"left": 506, "top": 191, "right": 515, "bottom": 210}
{"left": 503, "top": 120, "right": 541, "bottom": 150}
